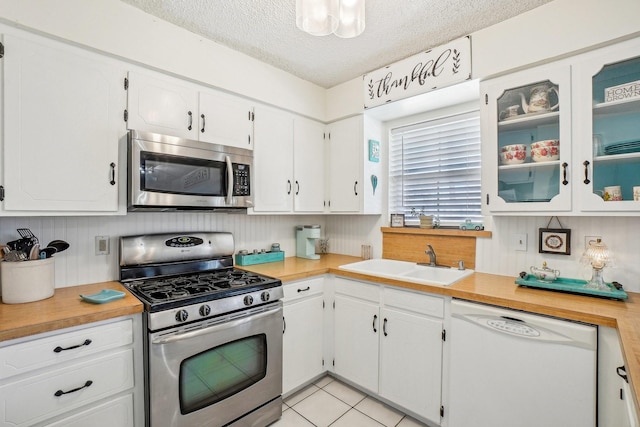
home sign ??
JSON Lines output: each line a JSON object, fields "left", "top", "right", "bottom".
{"left": 363, "top": 36, "right": 471, "bottom": 109}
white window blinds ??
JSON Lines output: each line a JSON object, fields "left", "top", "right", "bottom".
{"left": 389, "top": 111, "right": 482, "bottom": 226}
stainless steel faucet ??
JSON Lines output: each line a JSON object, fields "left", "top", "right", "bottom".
{"left": 425, "top": 244, "right": 437, "bottom": 266}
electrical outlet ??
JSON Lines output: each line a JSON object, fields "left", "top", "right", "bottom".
{"left": 585, "top": 235, "right": 601, "bottom": 250}
{"left": 95, "top": 236, "right": 110, "bottom": 255}
{"left": 514, "top": 233, "right": 527, "bottom": 251}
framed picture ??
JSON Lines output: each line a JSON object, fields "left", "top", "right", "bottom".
{"left": 368, "top": 139, "right": 380, "bottom": 162}
{"left": 538, "top": 228, "right": 571, "bottom": 255}
{"left": 390, "top": 213, "right": 405, "bottom": 228}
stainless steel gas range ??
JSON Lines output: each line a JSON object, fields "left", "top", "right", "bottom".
{"left": 119, "top": 232, "right": 283, "bottom": 427}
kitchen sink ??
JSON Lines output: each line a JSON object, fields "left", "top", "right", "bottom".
{"left": 338, "top": 259, "right": 474, "bottom": 286}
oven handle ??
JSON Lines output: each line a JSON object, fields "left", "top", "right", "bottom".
{"left": 151, "top": 305, "right": 281, "bottom": 345}
{"left": 226, "top": 155, "right": 234, "bottom": 205}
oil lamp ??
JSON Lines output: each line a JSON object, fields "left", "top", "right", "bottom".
{"left": 580, "top": 238, "right": 614, "bottom": 290}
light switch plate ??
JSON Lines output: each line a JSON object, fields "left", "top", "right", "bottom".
{"left": 514, "top": 233, "right": 527, "bottom": 251}
{"left": 95, "top": 236, "right": 110, "bottom": 255}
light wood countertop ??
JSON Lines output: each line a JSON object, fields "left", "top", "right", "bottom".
{"left": 242, "top": 254, "right": 640, "bottom": 411}
{"left": 0, "top": 281, "right": 143, "bottom": 342}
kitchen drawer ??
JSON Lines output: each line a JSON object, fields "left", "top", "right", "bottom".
{"left": 0, "top": 318, "right": 133, "bottom": 380}
{"left": 0, "top": 348, "right": 134, "bottom": 427}
{"left": 383, "top": 287, "right": 444, "bottom": 319}
{"left": 283, "top": 277, "right": 324, "bottom": 302}
{"left": 42, "top": 393, "right": 134, "bottom": 427}
{"left": 334, "top": 277, "right": 380, "bottom": 303}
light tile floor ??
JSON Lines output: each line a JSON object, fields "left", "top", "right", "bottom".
{"left": 271, "top": 376, "right": 429, "bottom": 427}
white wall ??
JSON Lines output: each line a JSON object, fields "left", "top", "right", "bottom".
{"left": 0, "top": 0, "right": 327, "bottom": 121}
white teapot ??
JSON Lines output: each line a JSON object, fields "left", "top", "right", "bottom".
{"left": 519, "top": 84, "right": 559, "bottom": 114}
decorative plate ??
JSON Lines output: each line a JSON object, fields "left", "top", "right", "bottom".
{"left": 80, "top": 289, "right": 126, "bottom": 304}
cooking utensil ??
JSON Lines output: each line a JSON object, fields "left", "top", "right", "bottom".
{"left": 29, "top": 244, "right": 40, "bottom": 260}
{"left": 4, "top": 250, "right": 27, "bottom": 262}
{"left": 46, "top": 240, "right": 69, "bottom": 253}
{"left": 39, "top": 247, "right": 57, "bottom": 259}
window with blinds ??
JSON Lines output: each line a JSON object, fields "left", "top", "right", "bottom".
{"left": 389, "top": 111, "right": 482, "bottom": 226}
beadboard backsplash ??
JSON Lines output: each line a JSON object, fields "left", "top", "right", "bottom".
{"left": 0, "top": 213, "right": 328, "bottom": 288}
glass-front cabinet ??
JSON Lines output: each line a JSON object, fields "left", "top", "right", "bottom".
{"left": 574, "top": 37, "right": 640, "bottom": 213}
{"left": 482, "top": 64, "right": 572, "bottom": 213}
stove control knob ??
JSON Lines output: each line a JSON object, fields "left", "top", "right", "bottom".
{"left": 199, "top": 305, "right": 211, "bottom": 317}
{"left": 260, "top": 291, "right": 270, "bottom": 302}
{"left": 175, "top": 309, "right": 189, "bottom": 323}
{"left": 244, "top": 295, "right": 254, "bottom": 306}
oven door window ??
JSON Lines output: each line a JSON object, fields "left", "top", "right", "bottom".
{"left": 140, "top": 151, "right": 227, "bottom": 196}
{"left": 179, "top": 334, "right": 267, "bottom": 415}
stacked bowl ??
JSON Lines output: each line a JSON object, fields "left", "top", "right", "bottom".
{"left": 530, "top": 140, "right": 560, "bottom": 162}
{"left": 500, "top": 144, "right": 527, "bottom": 165}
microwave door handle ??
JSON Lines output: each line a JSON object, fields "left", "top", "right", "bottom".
{"left": 226, "top": 155, "right": 233, "bottom": 205}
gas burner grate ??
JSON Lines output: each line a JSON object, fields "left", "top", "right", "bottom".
{"left": 125, "top": 269, "right": 277, "bottom": 304}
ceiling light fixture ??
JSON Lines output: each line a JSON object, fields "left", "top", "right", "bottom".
{"left": 296, "top": 0, "right": 365, "bottom": 38}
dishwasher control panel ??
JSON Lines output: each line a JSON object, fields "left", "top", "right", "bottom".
{"left": 487, "top": 318, "right": 540, "bottom": 337}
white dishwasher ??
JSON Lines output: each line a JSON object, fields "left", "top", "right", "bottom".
{"left": 448, "top": 299, "right": 597, "bottom": 427}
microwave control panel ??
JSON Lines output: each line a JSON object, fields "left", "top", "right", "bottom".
{"left": 233, "top": 164, "right": 251, "bottom": 196}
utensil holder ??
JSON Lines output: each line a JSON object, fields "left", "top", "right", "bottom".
{"left": 1, "top": 258, "right": 55, "bottom": 304}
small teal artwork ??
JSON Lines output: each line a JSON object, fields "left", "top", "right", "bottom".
{"left": 368, "top": 139, "right": 380, "bottom": 162}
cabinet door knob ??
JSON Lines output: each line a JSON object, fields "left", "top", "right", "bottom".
{"left": 383, "top": 318, "right": 388, "bottom": 336}
{"left": 562, "top": 162, "right": 568, "bottom": 185}
{"left": 296, "top": 181, "right": 300, "bottom": 195}
{"left": 354, "top": 181, "right": 358, "bottom": 196}
{"left": 287, "top": 180, "right": 292, "bottom": 195}
{"left": 187, "top": 111, "right": 193, "bottom": 131}
{"left": 372, "top": 314, "right": 377, "bottom": 333}
{"left": 201, "top": 114, "right": 206, "bottom": 133}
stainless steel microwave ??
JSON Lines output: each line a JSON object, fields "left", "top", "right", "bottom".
{"left": 128, "top": 130, "right": 253, "bottom": 211}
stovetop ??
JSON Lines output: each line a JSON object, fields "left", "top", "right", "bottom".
{"left": 124, "top": 268, "right": 280, "bottom": 307}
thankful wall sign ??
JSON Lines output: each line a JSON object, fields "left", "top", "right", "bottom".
{"left": 363, "top": 36, "right": 472, "bottom": 109}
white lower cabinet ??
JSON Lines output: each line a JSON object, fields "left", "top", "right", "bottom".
{"left": 599, "top": 326, "right": 639, "bottom": 427}
{"left": 333, "top": 277, "right": 445, "bottom": 425}
{"left": 282, "top": 277, "right": 326, "bottom": 395}
{"left": 0, "top": 315, "right": 143, "bottom": 427}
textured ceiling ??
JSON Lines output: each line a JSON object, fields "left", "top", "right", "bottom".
{"left": 120, "top": 0, "right": 553, "bottom": 88}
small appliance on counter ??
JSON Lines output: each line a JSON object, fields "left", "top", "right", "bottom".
{"left": 296, "top": 225, "right": 321, "bottom": 260}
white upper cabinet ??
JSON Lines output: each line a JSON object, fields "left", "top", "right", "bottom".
{"left": 251, "top": 108, "right": 325, "bottom": 214}
{"left": 327, "top": 115, "right": 383, "bottom": 214}
{"left": 481, "top": 63, "right": 572, "bottom": 214}
{"left": 252, "top": 105, "right": 295, "bottom": 212}
{"left": 198, "top": 90, "right": 254, "bottom": 150}
{"left": 126, "top": 70, "right": 255, "bottom": 150}
{"left": 2, "top": 32, "right": 126, "bottom": 214}
{"left": 126, "top": 70, "right": 199, "bottom": 140}
{"left": 327, "top": 117, "right": 362, "bottom": 212}
{"left": 293, "top": 117, "right": 325, "bottom": 212}
{"left": 482, "top": 36, "right": 640, "bottom": 216}
{"left": 573, "top": 37, "right": 640, "bottom": 213}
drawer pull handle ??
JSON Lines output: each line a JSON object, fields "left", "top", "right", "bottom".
{"left": 54, "top": 380, "right": 93, "bottom": 397}
{"left": 297, "top": 286, "right": 310, "bottom": 293}
{"left": 372, "top": 314, "right": 378, "bottom": 333}
{"left": 53, "top": 339, "right": 92, "bottom": 353}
